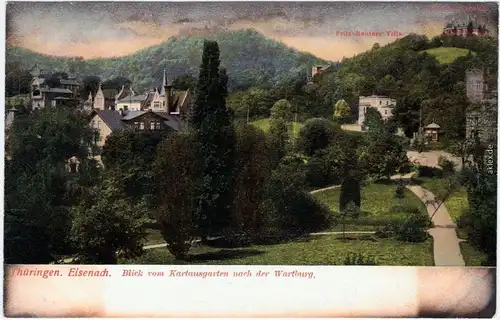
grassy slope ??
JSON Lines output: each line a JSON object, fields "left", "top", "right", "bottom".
{"left": 422, "top": 47, "right": 476, "bottom": 64}
{"left": 313, "top": 182, "right": 427, "bottom": 229}
{"left": 126, "top": 234, "right": 434, "bottom": 266}
{"left": 251, "top": 118, "right": 303, "bottom": 137}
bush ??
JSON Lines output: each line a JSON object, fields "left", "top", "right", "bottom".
{"left": 342, "top": 201, "right": 361, "bottom": 218}
{"left": 417, "top": 166, "right": 443, "bottom": 178}
{"left": 390, "top": 204, "right": 422, "bottom": 215}
{"left": 264, "top": 160, "right": 334, "bottom": 235}
{"left": 343, "top": 252, "right": 378, "bottom": 265}
{"left": 297, "top": 118, "right": 341, "bottom": 156}
{"left": 438, "top": 156, "right": 456, "bottom": 177}
{"left": 395, "top": 185, "right": 406, "bottom": 199}
{"left": 339, "top": 178, "right": 361, "bottom": 212}
{"left": 305, "top": 153, "right": 342, "bottom": 189}
{"left": 375, "top": 224, "right": 394, "bottom": 238}
{"left": 394, "top": 214, "right": 430, "bottom": 242}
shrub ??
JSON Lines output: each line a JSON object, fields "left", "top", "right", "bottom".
{"left": 395, "top": 185, "right": 406, "bottom": 199}
{"left": 417, "top": 166, "right": 443, "bottom": 178}
{"left": 343, "top": 252, "right": 378, "bottom": 265}
{"left": 375, "top": 224, "right": 394, "bottom": 238}
{"left": 339, "top": 178, "right": 361, "bottom": 212}
{"left": 439, "top": 158, "right": 456, "bottom": 177}
{"left": 297, "top": 118, "right": 341, "bottom": 156}
{"left": 390, "top": 204, "right": 422, "bottom": 214}
{"left": 264, "top": 160, "right": 334, "bottom": 235}
{"left": 394, "top": 214, "right": 430, "bottom": 242}
{"left": 305, "top": 152, "right": 342, "bottom": 189}
{"left": 342, "top": 201, "right": 361, "bottom": 219}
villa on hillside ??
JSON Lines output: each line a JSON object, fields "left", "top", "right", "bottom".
{"left": 88, "top": 69, "right": 191, "bottom": 150}
{"left": 442, "top": 18, "right": 490, "bottom": 37}
{"left": 357, "top": 95, "right": 397, "bottom": 126}
{"left": 30, "top": 65, "right": 81, "bottom": 109}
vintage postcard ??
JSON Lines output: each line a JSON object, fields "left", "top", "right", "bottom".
{"left": 3, "top": 1, "right": 498, "bottom": 317}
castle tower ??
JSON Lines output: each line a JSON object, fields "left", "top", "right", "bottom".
{"left": 466, "top": 69, "right": 485, "bottom": 102}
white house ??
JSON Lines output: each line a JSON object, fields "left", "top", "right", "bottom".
{"left": 357, "top": 95, "right": 397, "bottom": 126}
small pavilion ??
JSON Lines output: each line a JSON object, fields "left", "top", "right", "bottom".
{"left": 424, "top": 123, "right": 441, "bottom": 142}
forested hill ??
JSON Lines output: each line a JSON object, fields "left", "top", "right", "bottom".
{"left": 310, "top": 33, "right": 498, "bottom": 140}
{"left": 6, "top": 29, "right": 328, "bottom": 93}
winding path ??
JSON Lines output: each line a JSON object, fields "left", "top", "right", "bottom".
{"left": 406, "top": 185, "right": 465, "bottom": 266}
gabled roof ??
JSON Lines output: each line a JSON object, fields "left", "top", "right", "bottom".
{"left": 121, "top": 110, "right": 147, "bottom": 120}
{"left": 117, "top": 94, "right": 146, "bottom": 103}
{"left": 93, "top": 110, "right": 127, "bottom": 131}
{"left": 140, "top": 91, "right": 157, "bottom": 109}
{"left": 60, "top": 79, "right": 80, "bottom": 86}
{"left": 115, "top": 85, "right": 135, "bottom": 101}
{"left": 40, "top": 87, "right": 73, "bottom": 94}
{"left": 155, "top": 112, "right": 183, "bottom": 131}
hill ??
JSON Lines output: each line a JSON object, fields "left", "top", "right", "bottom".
{"left": 6, "top": 29, "right": 328, "bottom": 94}
{"left": 422, "top": 47, "right": 476, "bottom": 64}
{"left": 300, "top": 33, "right": 497, "bottom": 141}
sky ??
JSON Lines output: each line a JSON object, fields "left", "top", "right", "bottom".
{"left": 6, "top": 2, "right": 498, "bottom": 61}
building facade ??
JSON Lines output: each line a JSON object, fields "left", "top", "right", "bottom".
{"left": 465, "top": 68, "right": 497, "bottom": 145}
{"left": 357, "top": 95, "right": 397, "bottom": 126}
{"left": 442, "top": 18, "right": 490, "bottom": 37}
{"left": 29, "top": 65, "right": 81, "bottom": 109}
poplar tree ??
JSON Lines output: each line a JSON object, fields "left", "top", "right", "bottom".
{"left": 189, "top": 40, "right": 236, "bottom": 239}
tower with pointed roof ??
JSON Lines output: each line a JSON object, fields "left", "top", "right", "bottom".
{"left": 94, "top": 82, "right": 105, "bottom": 110}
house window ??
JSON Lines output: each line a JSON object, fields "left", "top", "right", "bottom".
{"left": 153, "top": 101, "right": 161, "bottom": 109}
{"left": 163, "top": 101, "right": 165, "bottom": 107}
{"left": 97, "top": 120, "right": 101, "bottom": 129}
{"left": 91, "top": 120, "right": 96, "bottom": 128}
{"left": 155, "top": 121, "right": 161, "bottom": 130}
{"left": 386, "top": 101, "right": 389, "bottom": 105}
{"left": 134, "top": 122, "right": 139, "bottom": 130}
{"left": 384, "top": 110, "right": 388, "bottom": 115}
{"left": 139, "top": 122, "right": 145, "bottom": 130}
{"left": 379, "top": 101, "right": 382, "bottom": 105}
{"left": 150, "top": 122, "right": 156, "bottom": 130}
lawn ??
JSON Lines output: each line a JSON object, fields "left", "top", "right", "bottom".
{"left": 145, "top": 228, "right": 165, "bottom": 245}
{"left": 418, "top": 177, "right": 468, "bottom": 223}
{"left": 124, "top": 234, "right": 434, "bottom": 266}
{"left": 460, "top": 242, "right": 487, "bottom": 266}
{"left": 251, "top": 118, "right": 303, "bottom": 137}
{"left": 422, "top": 47, "right": 476, "bottom": 64}
{"left": 313, "top": 182, "right": 427, "bottom": 230}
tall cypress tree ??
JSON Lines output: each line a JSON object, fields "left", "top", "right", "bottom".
{"left": 189, "top": 41, "right": 236, "bottom": 238}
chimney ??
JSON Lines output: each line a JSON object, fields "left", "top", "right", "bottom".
{"left": 163, "top": 69, "right": 172, "bottom": 113}
{"left": 165, "top": 85, "right": 172, "bottom": 113}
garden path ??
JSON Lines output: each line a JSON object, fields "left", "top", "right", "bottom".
{"left": 406, "top": 185, "right": 465, "bottom": 266}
